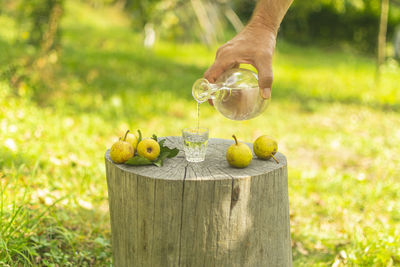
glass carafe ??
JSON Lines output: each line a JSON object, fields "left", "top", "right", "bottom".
{"left": 192, "top": 68, "right": 270, "bottom": 120}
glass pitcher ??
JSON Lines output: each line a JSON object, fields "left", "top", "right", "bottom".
{"left": 192, "top": 68, "right": 270, "bottom": 121}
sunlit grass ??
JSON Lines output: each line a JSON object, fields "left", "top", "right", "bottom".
{"left": 1, "top": 1, "right": 400, "bottom": 266}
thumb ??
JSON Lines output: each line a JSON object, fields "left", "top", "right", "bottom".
{"left": 255, "top": 63, "right": 273, "bottom": 99}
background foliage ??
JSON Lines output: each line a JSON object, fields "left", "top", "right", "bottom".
{"left": 3, "top": 0, "right": 400, "bottom": 52}
{"left": 278, "top": 0, "right": 400, "bottom": 53}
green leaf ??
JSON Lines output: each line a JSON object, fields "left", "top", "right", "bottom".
{"left": 125, "top": 155, "right": 152, "bottom": 166}
{"left": 125, "top": 136, "right": 180, "bottom": 167}
{"left": 137, "top": 129, "right": 142, "bottom": 143}
{"left": 159, "top": 144, "right": 179, "bottom": 158}
{"left": 158, "top": 139, "right": 166, "bottom": 147}
{"left": 153, "top": 159, "right": 163, "bottom": 167}
{"left": 160, "top": 145, "right": 169, "bottom": 153}
{"left": 166, "top": 148, "right": 179, "bottom": 158}
{"left": 153, "top": 151, "right": 170, "bottom": 167}
{"left": 159, "top": 151, "right": 170, "bottom": 161}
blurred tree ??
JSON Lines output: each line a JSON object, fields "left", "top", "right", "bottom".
{"left": 16, "top": 0, "right": 64, "bottom": 54}
{"left": 115, "top": 0, "right": 400, "bottom": 53}
{"left": 395, "top": 26, "right": 400, "bottom": 58}
{"left": 121, "top": 0, "right": 160, "bottom": 29}
{"left": 0, "top": 0, "right": 64, "bottom": 94}
{"left": 122, "top": 0, "right": 242, "bottom": 47}
{"left": 377, "top": 0, "right": 389, "bottom": 80}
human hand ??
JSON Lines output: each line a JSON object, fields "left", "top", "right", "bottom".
{"left": 204, "top": 24, "right": 276, "bottom": 105}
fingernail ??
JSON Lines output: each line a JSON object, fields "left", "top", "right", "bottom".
{"left": 261, "top": 88, "right": 271, "bottom": 99}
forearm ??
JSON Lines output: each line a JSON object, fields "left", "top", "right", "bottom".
{"left": 248, "top": 0, "right": 293, "bottom": 35}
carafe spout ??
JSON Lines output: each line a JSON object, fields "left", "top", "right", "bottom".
{"left": 192, "top": 78, "right": 219, "bottom": 103}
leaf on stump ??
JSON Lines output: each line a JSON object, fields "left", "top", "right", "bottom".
{"left": 125, "top": 155, "right": 153, "bottom": 166}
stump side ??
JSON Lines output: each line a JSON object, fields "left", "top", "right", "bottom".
{"left": 105, "top": 137, "right": 292, "bottom": 267}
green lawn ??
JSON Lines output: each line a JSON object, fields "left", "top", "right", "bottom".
{"left": 1, "top": 1, "right": 400, "bottom": 266}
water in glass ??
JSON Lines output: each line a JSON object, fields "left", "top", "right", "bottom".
{"left": 182, "top": 127, "right": 209, "bottom": 162}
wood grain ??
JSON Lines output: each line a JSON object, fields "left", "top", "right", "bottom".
{"left": 105, "top": 137, "right": 292, "bottom": 267}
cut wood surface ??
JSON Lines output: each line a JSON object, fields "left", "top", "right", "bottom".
{"left": 105, "top": 137, "right": 292, "bottom": 267}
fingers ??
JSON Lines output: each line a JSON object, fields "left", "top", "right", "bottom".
{"left": 254, "top": 60, "right": 273, "bottom": 99}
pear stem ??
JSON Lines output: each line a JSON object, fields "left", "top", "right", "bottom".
{"left": 123, "top": 130, "right": 130, "bottom": 141}
{"left": 271, "top": 154, "right": 279, "bottom": 164}
{"left": 232, "top": 135, "right": 239, "bottom": 145}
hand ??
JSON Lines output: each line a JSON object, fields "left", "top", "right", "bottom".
{"left": 204, "top": 24, "right": 276, "bottom": 105}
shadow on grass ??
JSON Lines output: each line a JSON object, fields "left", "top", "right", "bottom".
{"left": 24, "top": 42, "right": 205, "bottom": 121}
{"left": 59, "top": 45, "right": 204, "bottom": 99}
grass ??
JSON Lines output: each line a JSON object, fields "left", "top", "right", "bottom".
{"left": 1, "top": 1, "right": 400, "bottom": 266}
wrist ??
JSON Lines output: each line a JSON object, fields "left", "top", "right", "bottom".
{"left": 244, "top": 21, "right": 277, "bottom": 51}
{"left": 248, "top": 14, "right": 279, "bottom": 36}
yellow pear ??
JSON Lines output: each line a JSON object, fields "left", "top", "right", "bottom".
{"left": 137, "top": 138, "right": 160, "bottom": 161}
{"left": 110, "top": 130, "right": 134, "bottom": 163}
{"left": 125, "top": 132, "right": 138, "bottom": 150}
{"left": 253, "top": 135, "right": 279, "bottom": 163}
{"left": 226, "top": 135, "right": 252, "bottom": 168}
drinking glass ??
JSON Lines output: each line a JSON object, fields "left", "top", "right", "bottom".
{"left": 182, "top": 127, "right": 209, "bottom": 162}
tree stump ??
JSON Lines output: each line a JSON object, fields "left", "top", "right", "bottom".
{"left": 105, "top": 137, "right": 292, "bottom": 267}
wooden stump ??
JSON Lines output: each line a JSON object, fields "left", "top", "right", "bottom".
{"left": 105, "top": 137, "right": 292, "bottom": 267}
